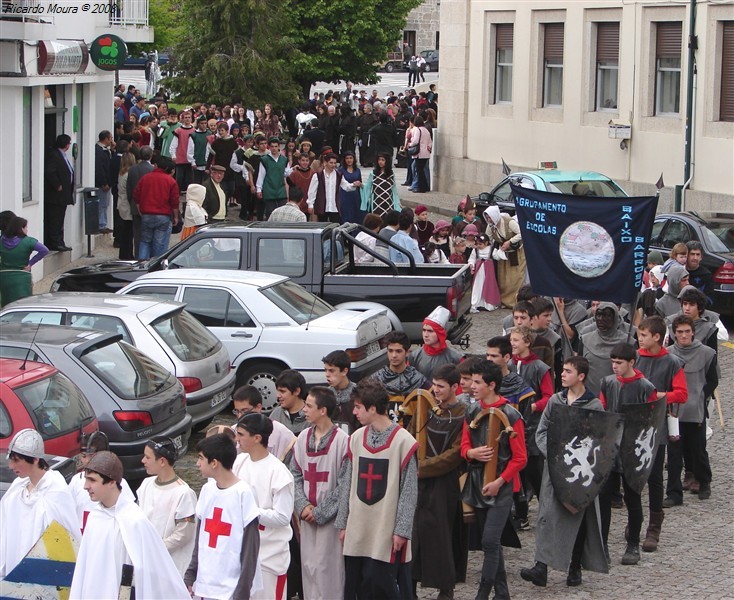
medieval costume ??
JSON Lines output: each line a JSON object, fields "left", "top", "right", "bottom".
{"left": 408, "top": 398, "right": 468, "bottom": 595}
{"left": 360, "top": 169, "right": 401, "bottom": 218}
{"left": 468, "top": 239, "right": 501, "bottom": 312}
{"left": 291, "top": 425, "right": 349, "bottom": 600}
{"left": 71, "top": 492, "right": 190, "bottom": 599}
{"left": 371, "top": 366, "right": 429, "bottom": 425}
{"left": 408, "top": 306, "right": 464, "bottom": 381}
{"left": 484, "top": 206, "right": 526, "bottom": 308}
{"left": 654, "top": 263, "right": 689, "bottom": 318}
{"left": 68, "top": 471, "right": 134, "bottom": 535}
{"left": 336, "top": 424, "right": 419, "bottom": 600}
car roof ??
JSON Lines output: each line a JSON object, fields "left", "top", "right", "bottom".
{"left": 0, "top": 357, "right": 57, "bottom": 386}
{"left": 0, "top": 322, "right": 116, "bottom": 346}
{"left": 2, "top": 292, "right": 185, "bottom": 320}
{"left": 515, "top": 170, "right": 617, "bottom": 183}
{"left": 199, "top": 221, "right": 339, "bottom": 233}
{"left": 657, "top": 211, "right": 734, "bottom": 223}
{"left": 134, "top": 269, "right": 288, "bottom": 286}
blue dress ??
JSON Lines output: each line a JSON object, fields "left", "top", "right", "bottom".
{"left": 338, "top": 167, "right": 366, "bottom": 225}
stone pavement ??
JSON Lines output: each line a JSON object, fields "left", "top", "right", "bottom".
{"left": 35, "top": 175, "right": 734, "bottom": 600}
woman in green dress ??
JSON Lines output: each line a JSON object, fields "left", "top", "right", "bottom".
{"left": 0, "top": 216, "right": 49, "bottom": 307}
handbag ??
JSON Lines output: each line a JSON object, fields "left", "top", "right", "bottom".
{"left": 407, "top": 128, "right": 421, "bottom": 156}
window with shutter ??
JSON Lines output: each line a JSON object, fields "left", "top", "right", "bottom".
{"left": 720, "top": 22, "right": 734, "bottom": 122}
{"left": 655, "top": 22, "right": 682, "bottom": 115}
{"left": 495, "top": 24, "right": 514, "bottom": 104}
{"left": 543, "top": 23, "right": 564, "bottom": 107}
{"left": 596, "top": 22, "right": 620, "bottom": 111}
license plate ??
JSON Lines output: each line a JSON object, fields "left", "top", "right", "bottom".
{"left": 211, "top": 390, "right": 228, "bottom": 408}
{"left": 171, "top": 435, "right": 183, "bottom": 452}
{"left": 366, "top": 341, "right": 380, "bottom": 356}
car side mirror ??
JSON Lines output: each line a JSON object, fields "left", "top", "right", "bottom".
{"left": 478, "top": 192, "right": 491, "bottom": 203}
{"left": 161, "top": 259, "right": 169, "bottom": 270}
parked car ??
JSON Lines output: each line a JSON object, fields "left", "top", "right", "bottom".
{"left": 117, "top": 270, "right": 393, "bottom": 411}
{"left": 0, "top": 453, "right": 76, "bottom": 499}
{"left": 648, "top": 212, "right": 734, "bottom": 316}
{"left": 0, "top": 324, "right": 192, "bottom": 481}
{"left": 52, "top": 222, "right": 473, "bottom": 345}
{"left": 378, "top": 50, "right": 405, "bottom": 73}
{"left": 473, "top": 169, "right": 629, "bottom": 221}
{"left": 122, "top": 52, "right": 170, "bottom": 69}
{"left": 0, "top": 293, "right": 235, "bottom": 430}
{"left": 420, "top": 49, "right": 439, "bottom": 72}
{"left": 0, "top": 358, "right": 98, "bottom": 458}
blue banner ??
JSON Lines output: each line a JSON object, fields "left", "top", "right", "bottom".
{"left": 511, "top": 185, "right": 658, "bottom": 304}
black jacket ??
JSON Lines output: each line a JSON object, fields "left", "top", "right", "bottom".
{"left": 95, "top": 143, "right": 111, "bottom": 188}
{"left": 44, "top": 148, "right": 75, "bottom": 206}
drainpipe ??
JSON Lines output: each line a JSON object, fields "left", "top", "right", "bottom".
{"left": 676, "top": 0, "right": 697, "bottom": 212}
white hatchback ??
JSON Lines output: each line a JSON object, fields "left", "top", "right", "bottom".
{"left": 118, "top": 270, "right": 392, "bottom": 411}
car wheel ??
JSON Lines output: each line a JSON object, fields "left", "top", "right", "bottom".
{"left": 236, "top": 361, "right": 286, "bottom": 413}
{"left": 424, "top": 64, "right": 431, "bottom": 73}
{"left": 386, "top": 63, "right": 394, "bottom": 73}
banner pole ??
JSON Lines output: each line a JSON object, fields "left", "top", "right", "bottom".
{"left": 551, "top": 297, "right": 574, "bottom": 357}
{"left": 626, "top": 290, "right": 641, "bottom": 344}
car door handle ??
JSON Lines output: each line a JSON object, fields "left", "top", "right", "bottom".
{"left": 231, "top": 331, "right": 253, "bottom": 338}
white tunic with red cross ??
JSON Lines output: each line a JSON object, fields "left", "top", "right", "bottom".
{"left": 193, "top": 479, "right": 261, "bottom": 600}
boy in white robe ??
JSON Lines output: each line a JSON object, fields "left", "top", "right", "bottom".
{"left": 69, "top": 451, "right": 189, "bottom": 600}
{"left": 234, "top": 413, "right": 295, "bottom": 600}
{"left": 0, "top": 429, "right": 79, "bottom": 578}
{"left": 290, "top": 386, "right": 349, "bottom": 600}
{"left": 138, "top": 436, "right": 197, "bottom": 576}
{"left": 185, "top": 434, "right": 262, "bottom": 600}
{"left": 68, "top": 431, "right": 134, "bottom": 534}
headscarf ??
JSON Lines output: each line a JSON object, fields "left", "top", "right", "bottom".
{"left": 484, "top": 205, "right": 501, "bottom": 226}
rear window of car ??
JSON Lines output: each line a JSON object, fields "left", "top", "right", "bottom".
{"left": 702, "top": 222, "right": 734, "bottom": 252}
{"left": 547, "top": 180, "right": 627, "bottom": 198}
{"left": 80, "top": 341, "right": 176, "bottom": 399}
{"left": 260, "top": 280, "right": 334, "bottom": 325}
{"left": 13, "top": 372, "right": 95, "bottom": 438}
{"left": 151, "top": 310, "right": 222, "bottom": 361}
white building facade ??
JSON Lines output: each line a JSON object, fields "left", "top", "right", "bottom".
{"left": 437, "top": 0, "right": 734, "bottom": 212}
{"left": 0, "top": 0, "right": 151, "bottom": 277}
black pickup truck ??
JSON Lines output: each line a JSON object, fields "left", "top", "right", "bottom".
{"left": 53, "top": 222, "right": 473, "bottom": 344}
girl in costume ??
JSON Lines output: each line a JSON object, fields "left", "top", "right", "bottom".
{"left": 359, "top": 152, "right": 401, "bottom": 218}
{"left": 468, "top": 233, "right": 501, "bottom": 313}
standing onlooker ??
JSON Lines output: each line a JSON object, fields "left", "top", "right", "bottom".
{"left": 115, "top": 151, "right": 137, "bottom": 259}
{"left": 417, "top": 54, "right": 427, "bottom": 83}
{"left": 269, "top": 187, "right": 307, "bottom": 223}
{"left": 0, "top": 216, "right": 49, "bottom": 307}
{"left": 44, "top": 134, "right": 74, "bottom": 251}
{"left": 408, "top": 116, "right": 432, "bottom": 193}
{"left": 133, "top": 156, "right": 180, "bottom": 259}
{"left": 338, "top": 151, "right": 364, "bottom": 225}
{"left": 94, "top": 130, "right": 114, "bottom": 233}
{"left": 180, "top": 183, "right": 208, "bottom": 240}
{"left": 126, "top": 146, "right": 155, "bottom": 258}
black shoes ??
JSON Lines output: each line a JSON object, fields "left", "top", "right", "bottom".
{"left": 621, "top": 543, "right": 640, "bottom": 565}
{"left": 49, "top": 245, "right": 71, "bottom": 252}
{"left": 567, "top": 564, "right": 582, "bottom": 587}
{"left": 698, "top": 485, "right": 711, "bottom": 500}
{"left": 662, "top": 496, "right": 682, "bottom": 508}
{"left": 520, "top": 562, "right": 547, "bottom": 587}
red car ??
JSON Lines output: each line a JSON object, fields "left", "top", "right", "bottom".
{"left": 0, "top": 358, "right": 98, "bottom": 457}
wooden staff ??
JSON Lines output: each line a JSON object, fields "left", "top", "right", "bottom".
{"left": 715, "top": 388, "right": 725, "bottom": 429}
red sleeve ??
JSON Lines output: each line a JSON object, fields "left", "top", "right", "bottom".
{"left": 647, "top": 390, "right": 658, "bottom": 404}
{"left": 534, "top": 372, "right": 554, "bottom": 411}
{"left": 499, "top": 417, "right": 527, "bottom": 487}
{"left": 169, "top": 181, "right": 180, "bottom": 209}
{"left": 598, "top": 391, "right": 608, "bottom": 410}
{"left": 460, "top": 421, "right": 472, "bottom": 460}
{"left": 665, "top": 368, "right": 688, "bottom": 404}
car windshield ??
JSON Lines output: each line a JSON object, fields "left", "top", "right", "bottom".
{"left": 260, "top": 280, "right": 334, "bottom": 325}
{"left": 701, "top": 221, "right": 734, "bottom": 253}
{"left": 545, "top": 179, "right": 627, "bottom": 198}
{"left": 151, "top": 310, "right": 222, "bottom": 361}
{"left": 80, "top": 341, "right": 176, "bottom": 399}
{"left": 14, "top": 372, "right": 95, "bottom": 438}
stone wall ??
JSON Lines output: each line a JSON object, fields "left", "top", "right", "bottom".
{"left": 406, "top": 0, "right": 441, "bottom": 52}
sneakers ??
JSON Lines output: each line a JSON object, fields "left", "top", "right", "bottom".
{"left": 662, "top": 496, "right": 682, "bottom": 508}
{"left": 566, "top": 565, "right": 582, "bottom": 587}
{"left": 520, "top": 562, "right": 547, "bottom": 587}
{"left": 621, "top": 543, "right": 640, "bottom": 565}
{"left": 517, "top": 517, "right": 530, "bottom": 531}
{"left": 698, "top": 486, "right": 711, "bottom": 500}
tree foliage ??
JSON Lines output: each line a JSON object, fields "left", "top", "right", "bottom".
{"left": 127, "top": 0, "right": 185, "bottom": 57}
{"left": 284, "top": 0, "right": 421, "bottom": 95}
{"left": 167, "top": 0, "right": 301, "bottom": 107}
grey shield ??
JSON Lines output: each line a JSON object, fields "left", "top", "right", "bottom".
{"left": 619, "top": 397, "right": 667, "bottom": 494}
{"left": 547, "top": 404, "right": 624, "bottom": 514}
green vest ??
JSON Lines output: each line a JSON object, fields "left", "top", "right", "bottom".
{"left": 160, "top": 122, "right": 180, "bottom": 158}
{"left": 191, "top": 131, "right": 209, "bottom": 166}
{"left": 261, "top": 153, "right": 287, "bottom": 200}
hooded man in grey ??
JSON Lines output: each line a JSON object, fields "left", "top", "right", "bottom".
{"left": 654, "top": 263, "right": 689, "bottom": 318}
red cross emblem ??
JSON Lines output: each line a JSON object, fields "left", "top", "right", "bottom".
{"left": 304, "top": 462, "right": 330, "bottom": 505}
{"left": 357, "top": 457, "right": 388, "bottom": 505}
{"left": 204, "top": 507, "right": 232, "bottom": 548}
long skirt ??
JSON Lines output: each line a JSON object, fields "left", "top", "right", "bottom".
{"left": 471, "top": 259, "right": 501, "bottom": 311}
{"left": 497, "top": 248, "right": 527, "bottom": 308}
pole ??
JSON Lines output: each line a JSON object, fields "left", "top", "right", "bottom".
{"left": 679, "top": 0, "right": 697, "bottom": 212}
{"left": 714, "top": 388, "right": 725, "bottom": 429}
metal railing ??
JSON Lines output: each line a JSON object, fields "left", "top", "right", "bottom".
{"left": 109, "top": 0, "right": 148, "bottom": 27}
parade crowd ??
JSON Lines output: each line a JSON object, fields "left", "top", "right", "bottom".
{"left": 0, "top": 229, "right": 726, "bottom": 599}
{"left": 0, "top": 83, "right": 728, "bottom": 600}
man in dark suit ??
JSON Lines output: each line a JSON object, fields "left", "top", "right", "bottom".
{"left": 44, "top": 134, "right": 74, "bottom": 251}
{"left": 126, "top": 146, "right": 155, "bottom": 258}
{"left": 95, "top": 130, "right": 113, "bottom": 233}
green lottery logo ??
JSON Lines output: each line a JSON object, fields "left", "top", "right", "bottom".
{"left": 99, "top": 37, "right": 118, "bottom": 58}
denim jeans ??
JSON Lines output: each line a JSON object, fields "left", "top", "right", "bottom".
{"left": 98, "top": 188, "right": 112, "bottom": 229}
{"left": 139, "top": 214, "right": 172, "bottom": 259}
